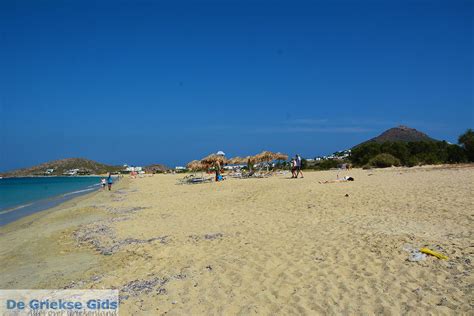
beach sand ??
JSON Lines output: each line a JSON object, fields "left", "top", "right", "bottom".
{"left": 0, "top": 165, "right": 472, "bottom": 315}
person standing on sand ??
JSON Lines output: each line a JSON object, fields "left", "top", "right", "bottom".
{"left": 215, "top": 161, "right": 221, "bottom": 182}
{"left": 101, "top": 178, "right": 106, "bottom": 190}
{"left": 107, "top": 174, "right": 113, "bottom": 190}
{"left": 291, "top": 159, "right": 297, "bottom": 178}
{"left": 296, "top": 154, "right": 304, "bottom": 178}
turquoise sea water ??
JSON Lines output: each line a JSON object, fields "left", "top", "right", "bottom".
{"left": 0, "top": 176, "right": 102, "bottom": 225}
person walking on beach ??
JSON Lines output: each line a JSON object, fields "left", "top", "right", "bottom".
{"left": 101, "top": 178, "right": 106, "bottom": 190}
{"left": 296, "top": 154, "right": 304, "bottom": 178}
{"left": 291, "top": 158, "right": 297, "bottom": 178}
{"left": 107, "top": 174, "right": 113, "bottom": 191}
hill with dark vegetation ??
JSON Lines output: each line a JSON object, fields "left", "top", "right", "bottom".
{"left": 0, "top": 158, "right": 122, "bottom": 177}
{"left": 355, "top": 125, "right": 437, "bottom": 147}
{"left": 350, "top": 128, "right": 473, "bottom": 168}
{"left": 144, "top": 164, "right": 170, "bottom": 173}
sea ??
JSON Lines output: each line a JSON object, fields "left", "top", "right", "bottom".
{"left": 0, "top": 176, "right": 103, "bottom": 226}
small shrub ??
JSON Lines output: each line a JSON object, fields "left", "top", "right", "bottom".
{"left": 458, "top": 128, "right": 474, "bottom": 162}
{"left": 368, "top": 153, "right": 401, "bottom": 168}
{"left": 406, "top": 157, "right": 419, "bottom": 167}
{"left": 313, "top": 159, "right": 342, "bottom": 170}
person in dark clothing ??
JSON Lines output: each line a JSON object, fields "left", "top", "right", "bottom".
{"left": 295, "top": 154, "right": 304, "bottom": 178}
{"left": 107, "top": 174, "right": 113, "bottom": 190}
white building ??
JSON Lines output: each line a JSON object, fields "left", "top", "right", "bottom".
{"left": 63, "top": 169, "right": 79, "bottom": 176}
{"left": 123, "top": 165, "right": 142, "bottom": 172}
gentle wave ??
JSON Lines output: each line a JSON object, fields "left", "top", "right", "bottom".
{"left": 62, "top": 187, "right": 97, "bottom": 196}
{"left": 0, "top": 176, "right": 104, "bottom": 226}
{"left": 0, "top": 187, "right": 98, "bottom": 214}
{"left": 0, "top": 184, "right": 100, "bottom": 215}
{"left": 0, "top": 203, "right": 34, "bottom": 215}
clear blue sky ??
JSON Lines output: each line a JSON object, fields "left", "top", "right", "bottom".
{"left": 1, "top": 0, "right": 472, "bottom": 170}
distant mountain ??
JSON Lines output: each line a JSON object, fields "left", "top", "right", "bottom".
{"left": 0, "top": 158, "right": 122, "bottom": 177}
{"left": 355, "top": 125, "right": 437, "bottom": 147}
{"left": 143, "top": 164, "right": 170, "bottom": 173}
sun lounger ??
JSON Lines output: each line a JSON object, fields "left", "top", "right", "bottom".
{"left": 177, "top": 175, "right": 213, "bottom": 185}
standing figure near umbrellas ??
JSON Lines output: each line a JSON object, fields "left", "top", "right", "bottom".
{"left": 295, "top": 154, "right": 304, "bottom": 178}
{"left": 291, "top": 158, "right": 297, "bottom": 178}
{"left": 215, "top": 161, "right": 221, "bottom": 182}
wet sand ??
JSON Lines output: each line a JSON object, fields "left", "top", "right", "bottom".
{"left": 0, "top": 165, "right": 472, "bottom": 315}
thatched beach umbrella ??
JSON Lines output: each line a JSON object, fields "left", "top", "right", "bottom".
{"left": 248, "top": 155, "right": 263, "bottom": 165}
{"left": 186, "top": 160, "right": 199, "bottom": 169}
{"left": 252, "top": 151, "right": 289, "bottom": 172}
{"left": 244, "top": 155, "right": 255, "bottom": 163}
{"left": 227, "top": 156, "right": 246, "bottom": 165}
{"left": 201, "top": 154, "right": 227, "bottom": 165}
{"left": 242, "top": 155, "right": 258, "bottom": 171}
{"left": 253, "top": 151, "right": 278, "bottom": 163}
{"left": 200, "top": 154, "right": 226, "bottom": 175}
{"left": 187, "top": 160, "right": 208, "bottom": 171}
{"left": 273, "top": 152, "right": 288, "bottom": 161}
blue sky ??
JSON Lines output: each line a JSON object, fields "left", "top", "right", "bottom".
{"left": 1, "top": 0, "right": 472, "bottom": 170}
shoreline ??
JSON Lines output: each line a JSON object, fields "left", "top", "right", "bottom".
{"left": 0, "top": 186, "right": 99, "bottom": 227}
{"left": 0, "top": 174, "right": 112, "bottom": 178}
{"left": 0, "top": 179, "right": 125, "bottom": 234}
{"left": 0, "top": 176, "right": 121, "bottom": 227}
{"left": 0, "top": 178, "right": 130, "bottom": 292}
{"left": 0, "top": 187, "right": 99, "bottom": 232}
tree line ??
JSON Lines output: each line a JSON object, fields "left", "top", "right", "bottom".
{"left": 350, "top": 129, "right": 474, "bottom": 168}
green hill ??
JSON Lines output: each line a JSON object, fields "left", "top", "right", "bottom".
{"left": 1, "top": 158, "right": 122, "bottom": 177}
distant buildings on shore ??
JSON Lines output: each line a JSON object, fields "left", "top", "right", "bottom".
{"left": 62, "top": 168, "right": 93, "bottom": 176}
{"left": 312, "top": 149, "right": 351, "bottom": 161}
{"left": 123, "top": 165, "right": 143, "bottom": 173}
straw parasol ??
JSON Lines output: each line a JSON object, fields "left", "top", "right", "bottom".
{"left": 273, "top": 152, "right": 288, "bottom": 161}
{"left": 246, "top": 155, "right": 262, "bottom": 165}
{"left": 253, "top": 151, "right": 278, "bottom": 163}
{"left": 187, "top": 160, "right": 208, "bottom": 171}
{"left": 200, "top": 154, "right": 227, "bottom": 166}
{"left": 227, "top": 156, "right": 246, "bottom": 165}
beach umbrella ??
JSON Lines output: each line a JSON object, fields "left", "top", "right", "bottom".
{"left": 242, "top": 155, "right": 258, "bottom": 171}
{"left": 227, "top": 156, "right": 246, "bottom": 165}
{"left": 186, "top": 160, "right": 198, "bottom": 169}
{"left": 273, "top": 152, "right": 288, "bottom": 161}
{"left": 252, "top": 151, "right": 288, "bottom": 172}
{"left": 245, "top": 155, "right": 259, "bottom": 165}
{"left": 201, "top": 154, "right": 227, "bottom": 166}
{"left": 187, "top": 160, "right": 208, "bottom": 171}
{"left": 227, "top": 157, "right": 237, "bottom": 164}
{"left": 253, "top": 151, "right": 278, "bottom": 163}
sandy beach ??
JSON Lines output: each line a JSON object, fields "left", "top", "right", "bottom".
{"left": 0, "top": 165, "right": 472, "bottom": 315}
